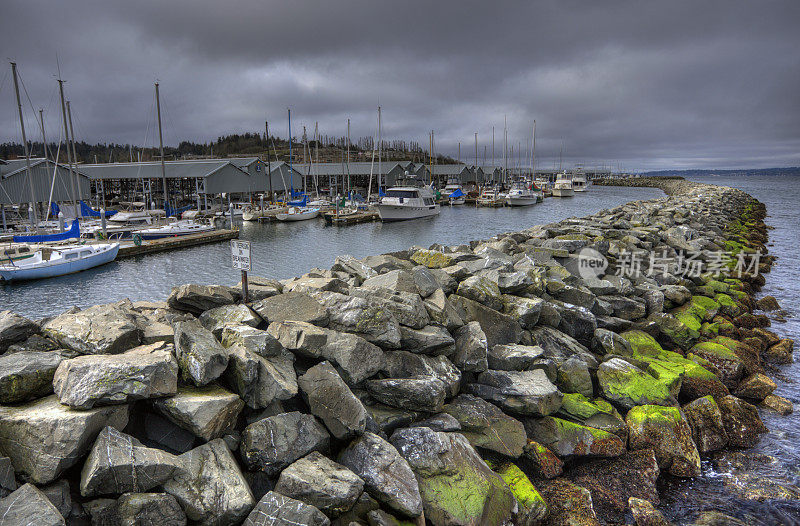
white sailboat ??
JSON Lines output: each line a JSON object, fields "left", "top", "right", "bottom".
{"left": 136, "top": 219, "right": 215, "bottom": 240}
{"left": 0, "top": 243, "right": 119, "bottom": 281}
{"left": 276, "top": 207, "right": 321, "bottom": 222}
{"left": 376, "top": 174, "right": 439, "bottom": 221}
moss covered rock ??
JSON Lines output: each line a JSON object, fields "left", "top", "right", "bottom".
{"left": 410, "top": 250, "right": 454, "bottom": 269}
{"left": 682, "top": 395, "right": 728, "bottom": 453}
{"left": 597, "top": 358, "right": 674, "bottom": 410}
{"left": 653, "top": 311, "right": 700, "bottom": 350}
{"left": 524, "top": 416, "right": 625, "bottom": 458}
{"left": 626, "top": 405, "right": 701, "bottom": 477}
{"left": 716, "top": 395, "right": 768, "bottom": 448}
{"left": 521, "top": 439, "right": 563, "bottom": 479}
{"left": 536, "top": 478, "right": 600, "bottom": 526}
{"left": 557, "top": 393, "right": 627, "bottom": 440}
{"left": 490, "top": 461, "right": 547, "bottom": 526}
{"left": 690, "top": 342, "right": 745, "bottom": 388}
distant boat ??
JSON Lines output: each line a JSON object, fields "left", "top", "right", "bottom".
{"left": 477, "top": 185, "right": 505, "bottom": 207}
{"left": 276, "top": 207, "right": 321, "bottom": 222}
{"left": 572, "top": 168, "right": 588, "bottom": 192}
{"left": 505, "top": 179, "right": 540, "bottom": 206}
{"left": 552, "top": 172, "right": 575, "bottom": 197}
{"left": 0, "top": 243, "right": 119, "bottom": 281}
{"left": 136, "top": 220, "right": 215, "bottom": 240}
{"left": 441, "top": 176, "right": 466, "bottom": 205}
{"left": 376, "top": 174, "right": 440, "bottom": 221}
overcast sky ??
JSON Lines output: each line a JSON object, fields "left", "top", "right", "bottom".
{"left": 1, "top": 1, "right": 798, "bottom": 171}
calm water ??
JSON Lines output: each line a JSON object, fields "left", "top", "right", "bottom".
{"left": 661, "top": 175, "right": 800, "bottom": 524}
{"left": 0, "top": 185, "right": 661, "bottom": 319}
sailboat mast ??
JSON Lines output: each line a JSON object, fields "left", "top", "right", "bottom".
{"left": 346, "top": 118, "right": 351, "bottom": 194}
{"left": 155, "top": 82, "right": 168, "bottom": 212}
{"left": 10, "top": 62, "right": 39, "bottom": 228}
{"left": 288, "top": 108, "right": 293, "bottom": 195}
{"left": 66, "top": 101, "right": 82, "bottom": 202}
{"left": 265, "top": 121, "right": 273, "bottom": 200}
{"left": 474, "top": 132, "right": 478, "bottom": 184}
{"left": 377, "top": 106, "right": 382, "bottom": 193}
{"left": 531, "top": 121, "right": 536, "bottom": 179}
{"left": 39, "top": 109, "right": 48, "bottom": 160}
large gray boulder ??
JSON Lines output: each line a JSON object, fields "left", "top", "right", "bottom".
{"left": 117, "top": 493, "right": 187, "bottom": 526}
{"left": 443, "top": 394, "right": 527, "bottom": 458}
{"left": 315, "top": 292, "right": 401, "bottom": 348}
{"left": 453, "top": 321, "right": 489, "bottom": 372}
{"left": 219, "top": 325, "right": 283, "bottom": 357}
{"left": 390, "top": 426, "right": 517, "bottom": 526}
{"left": 43, "top": 302, "right": 142, "bottom": 354}
{"left": 274, "top": 452, "right": 364, "bottom": 518}
{"left": 530, "top": 326, "right": 597, "bottom": 368}
{"left": 333, "top": 254, "right": 378, "bottom": 281}
{"left": 250, "top": 291, "right": 329, "bottom": 326}
{"left": 467, "top": 368, "right": 563, "bottom": 416}
{"left": 456, "top": 275, "right": 503, "bottom": 311}
{"left": 338, "top": 432, "right": 423, "bottom": 518}
{"left": 80, "top": 426, "right": 182, "bottom": 497}
{"left": 0, "top": 483, "right": 65, "bottom": 526}
{"left": 399, "top": 325, "right": 456, "bottom": 356}
{"left": 223, "top": 343, "right": 298, "bottom": 409}
{"left": 53, "top": 345, "right": 178, "bottom": 409}
{"left": 243, "top": 491, "right": 330, "bottom": 526}
{"left": 501, "top": 295, "right": 544, "bottom": 329}
{"left": 0, "top": 395, "right": 129, "bottom": 484}
{"left": 351, "top": 287, "right": 430, "bottom": 329}
{"left": 163, "top": 439, "right": 255, "bottom": 526}
{"left": 361, "top": 269, "right": 418, "bottom": 294}
{"left": 366, "top": 376, "right": 448, "bottom": 412}
{"left": 450, "top": 295, "right": 523, "bottom": 347}
{"left": 173, "top": 319, "right": 229, "bottom": 386}
{"left": 0, "top": 310, "right": 38, "bottom": 352}
{"left": 0, "top": 350, "right": 69, "bottom": 404}
{"left": 152, "top": 385, "right": 244, "bottom": 441}
{"left": 268, "top": 321, "right": 383, "bottom": 385}
{"left": 167, "top": 284, "right": 237, "bottom": 314}
{"left": 382, "top": 351, "right": 461, "bottom": 398}
{"left": 487, "top": 344, "right": 545, "bottom": 371}
{"left": 298, "top": 361, "right": 367, "bottom": 439}
{"left": 198, "top": 304, "right": 259, "bottom": 336}
{"left": 240, "top": 411, "right": 330, "bottom": 476}
{"left": 423, "top": 289, "right": 464, "bottom": 331}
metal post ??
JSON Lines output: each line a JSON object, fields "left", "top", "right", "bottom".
{"left": 66, "top": 101, "right": 82, "bottom": 202}
{"left": 100, "top": 208, "right": 107, "bottom": 238}
{"left": 11, "top": 62, "right": 39, "bottom": 229}
{"left": 155, "top": 82, "right": 168, "bottom": 212}
{"left": 58, "top": 211, "right": 64, "bottom": 232}
{"left": 241, "top": 270, "right": 249, "bottom": 303}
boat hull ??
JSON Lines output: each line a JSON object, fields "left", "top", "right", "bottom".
{"left": 447, "top": 197, "right": 466, "bottom": 205}
{"left": 552, "top": 188, "right": 575, "bottom": 197}
{"left": 276, "top": 210, "right": 320, "bottom": 221}
{"left": 0, "top": 244, "right": 119, "bottom": 281}
{"left": 376, "top": 204, "right": 440, "bottom": 222}
{"left": 505, "top": 196, "right": 539, "bottom": 206}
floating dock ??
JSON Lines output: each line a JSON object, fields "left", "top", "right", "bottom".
{"left": 117, "top": 229, "right": 239, "bottom": 258}
{"left": 323, "top": 211, "right": 380, "bottom": 226}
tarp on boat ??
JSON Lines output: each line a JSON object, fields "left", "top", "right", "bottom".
{"left": 13, "top": 218, "right": 80, "bottom": 243}
{"left": 448, "top": 188, "right": 464, "bottom": 198}
{"left": 50, "top": 202, "right": 60, "bottom": 217}
{"left": 80, "top": 201, "right": 118, "bottom": 218}
{"left": 165, "top": 203, "right": 193, "bottom": 217}
{"left": 288, "top": 195, "right": 307, "bottom": 207}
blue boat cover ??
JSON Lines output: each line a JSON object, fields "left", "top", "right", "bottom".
{"left": 448, "top": 188, "right": 465, "bottom": 198}
{"left": 50, "top": 202, "right": 60, "bottom": 217}
{"left": 288, "top": 195, "right": 308, "bottom": 207}
{"left": 81, "top": 201, "right": 118, "bottom": 218}
{"left": 378, "top": 189, "right": 386, "bottom": 197}
{"left": 291, "top": 188, "right": 304, "bottom": 198}
{"left": 13, "top": 218, "right": 80, "bottom": 243}
{"left": 165, "top": 203, "right": 193, "bottom": 217}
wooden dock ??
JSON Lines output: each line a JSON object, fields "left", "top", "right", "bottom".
{"left": 323, "top": 211, "right": 380, "bottom": 226}
{"left": 117, "top": 229, "right": 239, "bottom": 258}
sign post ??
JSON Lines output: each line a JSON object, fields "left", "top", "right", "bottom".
{"left": 231, "top": 240, "right": 251, "bottom": 303}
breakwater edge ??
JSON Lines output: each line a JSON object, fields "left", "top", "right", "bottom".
{"left": 0, "top": 177, "right": 795, "bottom": 525}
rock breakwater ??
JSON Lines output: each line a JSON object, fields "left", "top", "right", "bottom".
{"left": 0, "top": 178, "right": 793, "bottom": 525}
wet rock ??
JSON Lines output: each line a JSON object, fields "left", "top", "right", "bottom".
{"left": 0, "top": 310, "right": 38, "bottom": 352}
{"left": 43, "top": 302, "right": 142, "bottom": 355}
{"left": 660, "top": 285, "right": 692, "bottom": 307}
{"left": 117, "top": 492, "right": 187, "bottom": 526}
{"left": 467, "top": 368, "right": 563, "bottom": 416}
{"left": 315, "top": 292, "right": 401, "bottom": 348}
{"left": 366, "top": 404, "right": 418, "bottom": 434}
{"left": 410, "top": 412, "right": 462, "bottom": 432}
{"left": 501, "top": 295, "right": 543, "bottom": 329}
{"left": 268, "top": 321, "right": 382, "bottom": 386}
{"left": 691, "top": 511, "right": 751, "bottom": 526}
{"left": 557, "top": 355, "right": 593, "bottom": 398}
{"left": 153, "top": 384, "right": 244, "bottom": 441}
{"left": 274, "top": 452, "right": 364, "bottom": 518}
{"left": 599, "top": 295, "right": 647, "bottom": 320}
{"left": 716, "top": 395, "right": 768, "bottom": 448}
{"left": 198, "top": 304, "right": 259, "bottom": 336}
{"left": 383, "top": 351, "right": 461, "bottom": 397}
{"left": 764, "top": 338, "right": 794, "bottom": 364}
{"left": 220, "top": 324, "right": 283, "bottom": 357}
{"left": 244, "top": 491, "right": 330, "bottom": 526}
{"left": 167, "top": 284, "right": 237, "bottom": 314}
{"left": 0, "top": 350, "right": 68, "bottom": 404}
{"left": 251, "top": 291, "right": 329, "bottom": 326}
{"left": 524, "top": 416, "right": 625, "bottom": 458}
{"left": 521, "top": 439, "right": 564, "bottom": 478}
{"left": 760, "top": 393, "right": 793, "bottom": 415}
{"left": 0, "top": 395, "right": 129, "bottom": 484}
{"left": 399, "top": 325, "right": 456, "bottom": 356}
{"left": 592, "top": 328, "right": 633, "bottom": 356}
{"left": 443, "top": 394, "right": 526, "bottom": 457}
{"left": 80, "top": 426, "right": 181, "bottom": 497}
{"left": 755, "top": 295, "right": 781, "bottom": 311}
{"left": 452, "top": 321, "right": 488, "bottom": 372}
{"left": 566, "top": 450, "right": 660, "bottom": 524}
{"left": 298, "top": 361, "right": 367, "bottom": 439}
{"left": 352, "top": 288, "right": 430, "bottom": 329}
{"left": 366, "top": 376, "right": 447, "bottom": 413}
{"left": 626, "top": 405, "right": 701, "bottom": 477}
{"left": 390, "top": 426, "right": 517, "bottom": 526}
{"left": 450, "top": 295, "right": 524, "bottom": 347}
{"left": 0, "top": 483, "right": 65, "bottom": 526}
{"left": 361, "top": 270, "right": 418, "bottom": 295}
{"left": 163, "top": 439, "right": 255, "bottom": 526}
{"left": 531, "top": 326, "right": 597, "bottom": 368}
{"left": 628, "top": 497, "right": 672, "bottom": 526}
{"left": 173, "top": 319, "right": 229, "bottom": 386}
{"left": 733, "top": 372, "right": 776, "bottom": 401}
{"left": 338, "top": 432, "right": 422, "bottom": 518}
{"left": 557, "top": 393, "right": 628, "bottom": 439}
{"left": 690, "top": 342, "right": 745, "bottom": 388}
{"left": 423, "top": 289, "right": 464, "bottom": 331}
{"left": 536, "top": 478, "right": 600, "bottom": 526}
{"left": 683, "top": 396, "right": 728, "bottom": 453}
{"left": 597, "top": 358, "right": 674, "bottom": 410}
{"left": 490, "top": 461, "right": 547, "bottom": 525}
{"left": 54, "top": 345, "right": 178, "bottom": 409}
{"left": 487, "top": 343, "right": 545, "bottom": 371}
{"left": 240, "top": 411, "right": 330, "bottom": 476}
{"left": 223, "top": 342, "right": 298, "bottom": 408}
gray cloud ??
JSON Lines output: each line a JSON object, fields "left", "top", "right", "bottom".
{"left": 1, "top": 0, "right": 798, "bottom": 170}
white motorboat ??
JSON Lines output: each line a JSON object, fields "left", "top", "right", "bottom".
{"left": 276, "top": 207, "right": 321, "bottom": 222}
{"left": 552, "top": 172, "right": 575, "bottom": 197}
{"left": 0, "top": 243, "right": 120, "bottom": 282}
{"left": 242, "top": 205, "right": 288, "bottom": 222}
{"left": 441, "top": 176, "right": 466, "bottom": 205}
{"left": 376, "top": 175, "right": 440, "bottom": 222}
{"left": 505, "top": 179, "right": 540, "bottom": 206}
{"left": 477, "top": 185, "right": 505, "bottom": 207}
{"left": 572, "top": 168, "right": 588, "bottom": 192}
{"left": 136, "top": 220, "right": 215, "bottom": 240}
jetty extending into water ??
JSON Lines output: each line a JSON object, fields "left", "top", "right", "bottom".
{"left": 0, "top": 177, "right": 792, "bottom": 525}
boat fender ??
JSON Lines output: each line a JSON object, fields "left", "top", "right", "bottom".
{"left": 133, "top": 234, "right": 143, "bottom": 246}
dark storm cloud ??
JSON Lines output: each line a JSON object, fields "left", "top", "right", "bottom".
{"left": 1, "top": 0, "right": 798, "bottom": 170}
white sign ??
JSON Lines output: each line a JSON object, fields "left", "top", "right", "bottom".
{"left": 231, "top": 240, "right": 251, "bottom": 271}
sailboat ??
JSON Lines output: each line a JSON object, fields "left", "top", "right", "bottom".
{"left": 441, "top": 175, "right": 466, "bottom": 205}
{"left": 0, "top": 243, "right": 120, "bottom": 281}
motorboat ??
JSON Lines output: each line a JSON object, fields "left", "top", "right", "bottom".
{"left": 108, "top": 203, "right": 154, "bottom": 224}
{"left": 276, "top": 207, "right": 321, "bottom": 222}
{"left": 242, "top": 205, "right": 288, "bottom": 222}
{"left": 441, "top": 176, "right": 466, "bottom": 205}
{"left": 0, "top": 243, "right": 120, "bottom": 281}
{"left": 136, "top": 220, "right": 215, "bottom": 240}
{"left": 552, "top": 172, "right": 575, "bottom": 197}
{"left": 572, "top": 168, "right": 588, "bottom": 192}
{"left": 375, "top": 174, "right": 440, "bottom": 222}
{"left": 505, "top": 179, "right": 540, "bottom": 206}
{"left": 477, "top": 185, "right": 505, "bottom": 207}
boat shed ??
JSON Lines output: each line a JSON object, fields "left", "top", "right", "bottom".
{"left": 0, "top": 157, "right": 90, "bottom": 205}
{"left": 478, "top": 166, "right": 502, "bottom": 182}
{"left": 291, "top": 161, "right": 407, "bottom": 189}
{"left": 426, "top": 164, "right": 479, "bottom": 186}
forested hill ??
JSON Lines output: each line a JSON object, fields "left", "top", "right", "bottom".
{"left": 643, "top": 167, "right": 800, "bottom": 177}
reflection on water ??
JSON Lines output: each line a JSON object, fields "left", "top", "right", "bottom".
{"left": 0, "top": 185, "right": 661, "bottom": 319}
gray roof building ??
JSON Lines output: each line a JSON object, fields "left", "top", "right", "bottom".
{"left": 0, "top": 158, "right": 90, "bottom": 205}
